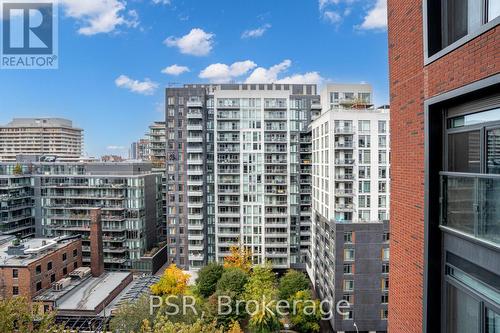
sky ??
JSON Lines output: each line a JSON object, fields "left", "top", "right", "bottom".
{"left": 0, "top": 0, "right": 389, "bottom": 158}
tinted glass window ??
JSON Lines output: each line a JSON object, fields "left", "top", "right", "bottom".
{"left": 448, "top": 130, "right": 481, "bottom": 172}
{"left": 446, "top": 284, "right": 480, "bottom": 333}
{"left": 487, "top": 128, "right": 500, "bottom": 174}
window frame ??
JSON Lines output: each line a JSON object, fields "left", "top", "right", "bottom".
{"left": 424, "top": 0, "right": 500, "bottom": 64}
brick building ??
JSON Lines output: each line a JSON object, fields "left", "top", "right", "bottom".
{"left": 0, "top": 235, "right": 82, "bottom": 299}
{"left": 387, "top": 0, "right": 499, "bottom": 332}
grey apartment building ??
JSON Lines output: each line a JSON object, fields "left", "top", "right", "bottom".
{"left": 307, "top": 84, "right": 391, "bottom": 332}
{"left": 0, "top": 118, "right": 83, "bottom": 162}
{"left": 0, "top": 162, "right": 163, "bottom": 272}
{"left": 165, "top": 84, "right": 320, "bottom": 270}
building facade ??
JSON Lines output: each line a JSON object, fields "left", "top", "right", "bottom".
{"left": 0, "top": 118, "right": 83, "bottom": 162}
{"left": 165, "top": 84, "right": 320, "bottom": 271}
{"left": 0, "top": 235, "right": 82, "bottom": 300}
{"left": 387, "top": 0, "right": 499, "bottom": 332}
{"left": 0, "top": 164, "right": 35, "bottom": 238}
{"left": 307, "top": 84, "right": 391, "bottom": 332}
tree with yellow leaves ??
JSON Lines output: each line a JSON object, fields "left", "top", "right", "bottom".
{"left": 151, "top": 264, "right": 190, "bottom": 296}
{"left": 223, "top": 245, "right": 252, "bottom": 273}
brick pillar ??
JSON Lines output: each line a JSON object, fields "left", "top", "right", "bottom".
{"left": 90, "top": 208, "right": 104, "bottom": 277}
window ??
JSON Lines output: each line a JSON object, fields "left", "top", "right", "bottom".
{"left": 446, "top": 283, "right": 480, "bottom": 333}
{"left": 379, "top": 181, "right": 387, "bottom": 193}
{"left": 381, "top": 309, "right": 388, "bottom": 319}
{"left": 12, "top": 286, "right": 19, "bottom": 295}
{"left": 448, "top": 130, "right": 481, "bottom": 173}
{"left": 382, "top": 248, "right": 390, "bottom": 261}
{"left": 62, "top": 253, "right": 67, "bottom": 261}
{"left": 381, "top": 293, "right": 389, "bottom": 304}
{"left": 12, "top": 269, "right": 18, "bottom": 278}
{"left": 379, "top": 135, "right": 387, "bottom": 148}
{"left": 343, "top": 280, "right": 354, "bottom": 291}
{"left": 344, "top": 249, "right": 355, "bottom": 261}
{"left": 359, "top": 181, "right": 371, "bottom": 193}
{"left": 358, "top": 120, "right": 370, "bottom": 132}
{"left": 63, "top": 267, "right": 67, "bottom": 275}
{"left": 378, "top": 120, "right": 387, "bottom": 133}
{"left": 378, "top": 195, "right": 387, "bottom": 208}
{"left": 344, "top": 231, "right": 353, "bottom": 243}
{"left": 382, "top": 278, "right": 389, "bottom": 291}
{"left": 486, "top": 308, "right": 500, "bottom": 333}
{"left": 379, "top": 166, "right": 387, "bottom": 178}
{"left": 427, "top": 0, "right": 499, "bottom": 56}
{"left": 35, "top": 265, "right": 41, "bottom": 275}
{"left": 359, "top": 150, "right": 371, "bottom": 164}
{"left": 379, "top": 150, "right": 387, "bottom": 164}
{"left": 382, "top": 263, "right": 390, "bottom": 273}
{"left": 359, "top": 210, "right": 370, "bottom": 221}
{"left": 344, "top": 264, "right": 353, "bottom": 274}
{"left": 383, "top": 232, "right": 390, "bottom": 242}
{"left": 343, "top": 294, "right": 354, "bottom": 304}
{"left": 358, "top": 135, "right": 371, "bottom": 148}
{"left": 47, "top": 262, "right": 52, "bottom": 271}
{"left": 359, "top": 166, "right": 371, "bottom": 178}
{"left": 359, "top": 195, "right": 371, "bottom": 208}
{"left": 73, "top": 249, "right": 78, "bottom": 257}
{"left": 36, "top": 281, "right": 42, "bottom": 291}
{"left": 51, "top": 274, "right": 56, "bottom": 283}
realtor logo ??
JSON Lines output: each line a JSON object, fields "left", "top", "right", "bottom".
{"left": 1, "top": 0, "right": 58, "bottom": 69}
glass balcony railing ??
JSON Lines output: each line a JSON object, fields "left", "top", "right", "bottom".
{"left": 440, "top": 172, "right": 500, "bottom": 246}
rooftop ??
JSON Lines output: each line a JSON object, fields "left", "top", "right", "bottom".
{"left": 2, "top": 118, "right": 81, "bottom": 130}
{"left": 0, "top": 237, "right": 79, "bottom": 267}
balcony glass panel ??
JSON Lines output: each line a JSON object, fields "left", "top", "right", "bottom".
{"left": 441, "top": 173, "right": 500, "bottom": 245}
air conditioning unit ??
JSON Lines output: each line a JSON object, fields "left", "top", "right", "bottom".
{"left": 52, "top": 277, "right": 71, "bottom": 291}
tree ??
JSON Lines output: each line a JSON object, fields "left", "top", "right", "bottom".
{"left": 226, "top": 321, "right": 244, "bottom": 333}
{"left": 13, "top": 163, "right": 23, "bottom": 175}
{"left": 206, "top": 290, "right": 247, "bottom": 328}
{"left": 223, "top": 245, "right": 252, "bottom": 273}
{"left": 288, "top": 290, "right": 322, "bottom": 333}
{"left": 278, "top": 270, "right": 310, "bottom": 301}
{"left": 147, "top": 317, "right": 223, "bottom": 333}
{"left": 216, "top": 267, "right": 248, "bottom": 297}
{"left": 195, "top": 262, "right": 224, "bottom": 298}
{"left": 242, "top": 264, "right": 281, "bottom": 333}
{"left": 151, "top": 264, "right": 190, "bottom": 296}
{"left": 0, "top": 297, "right": 67, "bottom": 333}
{"left": 109, "top": 296, "right": 155, "bottom": 333}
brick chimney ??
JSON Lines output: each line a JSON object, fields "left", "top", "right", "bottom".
{"left": 90, "top": 208, "right": 104, "bottom": 277}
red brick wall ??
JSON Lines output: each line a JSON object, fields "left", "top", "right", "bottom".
{"left": 387, "top": 0, "right": 499, "bottom": 331}
{"left": 0, "top": 239, "right": 82, "bottom": 299}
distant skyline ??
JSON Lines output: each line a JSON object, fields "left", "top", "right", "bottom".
{"left": 0, "top": 0, "right": 389, "bottom": 157}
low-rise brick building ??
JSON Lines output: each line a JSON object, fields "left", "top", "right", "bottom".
{"left": 0, "top": 235, "right": 82, "bottom": 299}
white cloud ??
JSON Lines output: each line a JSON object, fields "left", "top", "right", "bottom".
{"left": 276, "top": 72, "right": 324, "bottom": 85}
{"left": 318, "top": 0, "right": 339, "bottom": 10}
{"left": 241, "top": 24, "right": 271, "bottom": 39}
{"left": 245, "top": 59, "right": 292, "bottom": 83}
{"left": 61, "top": 0, "right": 139, "bottom": 35}
{"left": 359, "top": 0, "right": 387, "bottom": 30}
{"left": 164, "top": 28, "right": 214, "bottom": 56}
{"left": 199, "top": 60, "right": 257, "bottom": 83}
{"left": 161, "top": 64, "right": 190, "bottom": 76}
{"left": 152, "top": 0, "right": 171, "bottom": 4}
{"left": 323, "top": 10, "right": 342, "bottom": 24}
{"left": 115, "top": 75, "right": 158, "bottom": 95}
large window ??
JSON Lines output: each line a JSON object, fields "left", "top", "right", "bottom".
{"left": 446, "top": 284, "right": 481, "bottom": 333}
{"left": 427, "top": 0, "right": 500, "bottom": 57}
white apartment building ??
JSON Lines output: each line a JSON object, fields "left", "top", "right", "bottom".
{"left": 0, "top": 118, "right": 83, "bottom": 162}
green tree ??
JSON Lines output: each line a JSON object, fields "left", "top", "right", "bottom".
{"left": 206, "top": 290, "right": 247, "bottom": 329}
{"left": 216, "top": 267, "right": 248, "bottom": 297}
{"left": 140, "top": 317, "right": 223, "bottom": 333}
{"left": 109, "top": 296, "right": 155, "bottom": 333}
{"left": 289, "top": 290, "right": 322, "bottom": 333}
{"left": 195, "top": 262, "right": 224, "bottom": 298}
{"left": 0, "top": 297, "right": 67, "bottom": 333}
{"left": 278, "top": 270, "right": 310, "bottom": 301}
{"left": 242, "top": 264, "right": 281, "bottom": 333}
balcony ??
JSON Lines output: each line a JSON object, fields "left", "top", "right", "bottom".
{"left": 335, "top": 158, "right": 355, "bottom": 165}
{"left": 334, "top": 142, "right": 355, "bottom": 149}
{"left": 334, "top": 127, "right": 354, "bottom": 135}
{"left": 187, "top": 100, "right": 203, "bottom": 108}
{"left": 440, "top": 172, "right": 500, "bottom": 246}
{"left": 187, "top": 110, "right": 203, "bottom": 118}
{"left": 187, "top": 124, "right": 203, "bottom": 131}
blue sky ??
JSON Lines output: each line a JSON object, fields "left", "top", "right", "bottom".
{"left": 0, "top": 0, "right": 388, "bottom": 157}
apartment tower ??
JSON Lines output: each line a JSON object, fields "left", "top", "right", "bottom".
{"left": 165, "top": 84, "right": 320, "bottom": 270}
{"left": 307, "top": 84, "right": 391, "bottom": 332}
{"left": 387, "top": 0, "right": 499, "bottom": 332}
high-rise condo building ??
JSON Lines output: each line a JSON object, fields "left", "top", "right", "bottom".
{"left": 387, "top": 0, "right": 499, "bottom": 332}
{"left": 307, "top": 84, "right": 390, "bottom": 332}
{"left": 0, "top": 118, "right": 83, "bottom": 162}
{"left": 165, "top": 84, "right": 320, "bottom": 270}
